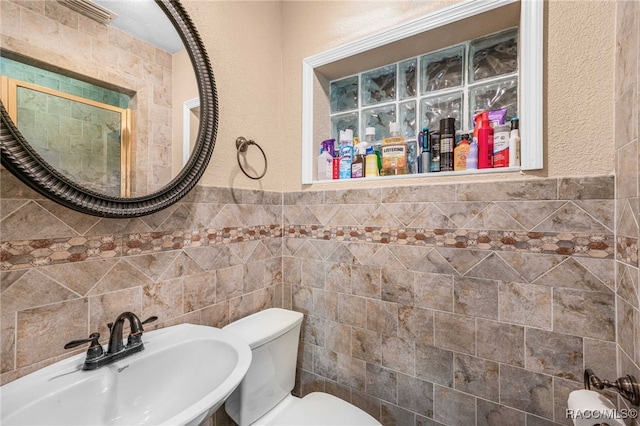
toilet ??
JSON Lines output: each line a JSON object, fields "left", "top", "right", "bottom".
{"left": 223, "top": 308, "right": 382, "bottom": 426}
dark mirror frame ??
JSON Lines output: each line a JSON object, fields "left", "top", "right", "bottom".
{"left": 0, "top": 0, "right": 218, "bottom": 218}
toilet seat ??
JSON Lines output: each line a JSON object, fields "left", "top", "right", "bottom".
{"left": 257, "top": 392, "right": 381, "bottom": 425}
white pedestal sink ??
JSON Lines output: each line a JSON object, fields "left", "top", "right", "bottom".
{"left": 1, "top": 323, "right": 252, "bottom": 426}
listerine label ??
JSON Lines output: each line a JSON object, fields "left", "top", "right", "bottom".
{"left": 381, "top": 144, "right": 407, "bottom": 170}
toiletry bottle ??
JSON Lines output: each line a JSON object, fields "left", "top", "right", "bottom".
{"left": 364, "top": 127, "right": 379, "bottom": 177}
{"left": 317, "top": 146, "right": 333, "bottom": 180}
{"left": 380, "top": 122, "right": 407, "bottom": 176}
{"left": 321, "top": 138, "right": 335, "bottom": 158}
{"left": 477, "top": 112, "right": 494, "bottom": 169}
{"left": 492, "top": 124, "right": 510, "bottom": 168}
{"left": 339, "top": 129, "right": 353, "bottom": 179}
{"left": 407, "top": 140, "right": 418, "bottom": 174}
{"left": 332, "top": 153, "right": 340, "bottom": 179}
{"left": 509, "top": 118, "right": 520, "bottom": 167}
{"left": 420, "top": 127, "right": 431, "bottom": 173}
{"left": 454, "top": 134, "right": 470, "bottom": 171}
{"left": 439, "top": 118, "right": 455, "bottom": 172}
{"left": 430, "top": 130, "right": 440, "bottom": 172}
{"left": 467, "top": 134, "right": 478, "bottom": 170}
{"left": 472, "top": 112, "right": 483, "bottom": 147}
{"left": 365, "top": 146, "right": 379, "bottom": 177}
{"left": 351, "top": 141, "right": 366, "bottom": 178}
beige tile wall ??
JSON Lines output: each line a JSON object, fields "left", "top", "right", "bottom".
{"left": 0, "top": 167, "right": 630, "bottom": 426}
{"left": 0, "top": 170, "right": 283, "bottom": 386}
{"left": 284, "top": 175, "right": 620, "bottom": 426}
{"left": 615, "top": 2, "right": 640, "bottom": 426}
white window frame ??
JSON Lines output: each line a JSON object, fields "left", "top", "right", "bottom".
{"left": 301, "top": 0, "right": 543, "bottom": 184}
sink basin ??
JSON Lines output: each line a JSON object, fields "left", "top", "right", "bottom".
{"left": 1, "top": 323, "right": 252, "bottom": 426}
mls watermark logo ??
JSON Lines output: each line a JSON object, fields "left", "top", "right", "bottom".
{"left": 566, "top": 408, "right": 638, "bottom": 421}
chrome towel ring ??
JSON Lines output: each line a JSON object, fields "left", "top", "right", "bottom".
{"left": 236, "top": 137, "right": 267, "bottom": 180}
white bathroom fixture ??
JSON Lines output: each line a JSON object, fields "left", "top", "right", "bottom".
{"left": 1, "top": 324, "right": 252, "bottom": 426}
{"left": 223, "top": 308, "right": 382, "bottom": 425}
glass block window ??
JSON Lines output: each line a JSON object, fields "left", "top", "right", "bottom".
{"left": 328, "top": 27, "right": 519, "bottom": 156}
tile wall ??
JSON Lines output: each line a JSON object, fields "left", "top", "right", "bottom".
{"left": 615, "top": 2, "right": 640, "bottom": 425}
{"left": 285, "top": 176, "right": 620, "bottom": 426}
{"left": 0, "top": 170, "right": 283, "bottom": 389}
{"left": 1, "top": 165, "right": 634, "bottom": 426}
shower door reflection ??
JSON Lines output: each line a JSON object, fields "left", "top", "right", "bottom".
{"left": 2, "top": 77, "right": 132, "bottom": 197}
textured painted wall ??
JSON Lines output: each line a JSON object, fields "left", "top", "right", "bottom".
{"left": 280, "top": 0, "right": 616, "bottom": 191}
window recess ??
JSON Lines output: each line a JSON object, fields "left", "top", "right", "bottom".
{"left": 301, "top": 0, "right": 543, "bottom": 184}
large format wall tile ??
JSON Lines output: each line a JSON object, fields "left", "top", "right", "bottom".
{"left": 1, "top": 171, "right": 627, "bottom": 426}
{"left": 287, "top": 175, "right": 618, "bottom": 425}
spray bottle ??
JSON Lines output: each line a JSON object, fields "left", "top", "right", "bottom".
{"left": 339, "top": 129, "right": 354, "bottom": 179}
{"left": 317, "top": 145, "right": 333, "bottom": 180}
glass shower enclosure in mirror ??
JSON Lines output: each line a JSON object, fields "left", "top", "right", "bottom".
{"left": 1, "top": 75, "right": 132, "bottom": 198}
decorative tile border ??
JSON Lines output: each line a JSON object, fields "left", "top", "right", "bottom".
{"left": 0, "top": 236, "right": 122, "bottom": 269}
{"left": 616, "top": 236, "right": 639, "bottom": 267}
{"left": 0, "top": 226, "right": 283, "bottom": 270}
{"left": 286, "top": 225, "right": 616, "bottom": 258}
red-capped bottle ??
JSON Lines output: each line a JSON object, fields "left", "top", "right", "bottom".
{"left": 477, "top": 112, "right": 494, "bottom": 169}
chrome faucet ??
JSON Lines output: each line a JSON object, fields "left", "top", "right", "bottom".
{"left": 64, "top": 312, "right": 157, "bottom": 370}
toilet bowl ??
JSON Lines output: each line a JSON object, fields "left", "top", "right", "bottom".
{"left": 223, "top": 308, "right": 381, "bottom": 426}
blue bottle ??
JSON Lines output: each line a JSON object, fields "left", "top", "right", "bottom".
{"left": 338, "top": 129, "right": 353, "bottom": 179}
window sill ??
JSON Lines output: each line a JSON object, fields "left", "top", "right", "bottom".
{"left": 308, "top": 166, "right": 522, "bottom": 185}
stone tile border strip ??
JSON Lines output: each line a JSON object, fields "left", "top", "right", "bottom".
{"left": 1, "top": 224, "right": 625, "bottom": 270}
{"left": 0, "top": 226, "right": 283, "bottom": 270}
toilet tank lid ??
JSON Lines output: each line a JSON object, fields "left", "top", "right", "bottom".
{"left": 222, "top": 308, "right": 304, "bottom": 349}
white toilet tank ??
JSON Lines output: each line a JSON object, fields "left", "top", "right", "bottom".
{"left": 223, "top": 308, "right": 304, "bottom": 426}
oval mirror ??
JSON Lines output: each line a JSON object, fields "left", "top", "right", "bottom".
{"left": 0, "top": 0, "right": 217, "bottom": 217}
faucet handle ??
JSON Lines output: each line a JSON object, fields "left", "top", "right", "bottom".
{"left": 64, "top": 332, "right": 104, "bottom": 360}
{"left": 126, "top": 316, "right": 158, "bottom": 347}
{"left": 141, "top": 316, "right": 158, "bottom": 329}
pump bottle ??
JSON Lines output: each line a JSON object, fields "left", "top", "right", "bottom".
{"left": 509, "top": 118, "right": 520, "bottom": 167}
{"left": 477, "top": 112, "right": 494, "bottom": 169}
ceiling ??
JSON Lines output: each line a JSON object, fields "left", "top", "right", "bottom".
{"left": 93, "top": 0, "right": 185, "bottom": 53}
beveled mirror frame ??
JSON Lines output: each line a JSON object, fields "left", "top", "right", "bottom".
{"left": 0, "top": 0, "right": 218, "bottom": 218}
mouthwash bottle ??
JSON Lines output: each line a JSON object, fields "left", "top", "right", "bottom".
{"left": 380, "top": 122, "right": 407, "bottom": 176}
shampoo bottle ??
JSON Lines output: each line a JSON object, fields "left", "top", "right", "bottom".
{"left": 467, "top": 136, "right": 478, "bottom": 170}
{"left": 430, "top": 131, "right": 441, "bottom": 172}
{"left": 365, "top": 146, "right": 379, "bottom": 177}
{"left": 477, "top": 112, "right": 494, "bottom": 169}
{"left": 454, "top": 134, "right": 470, "bottom": 171}
{"left": 439, "top": 118, "right": 455, "bottom": 172}
{"left": 509, "top": 118, "right": 520, "bottom": 167}
{"left": 492, "top": 124, "right": 510, "bottom": 168}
